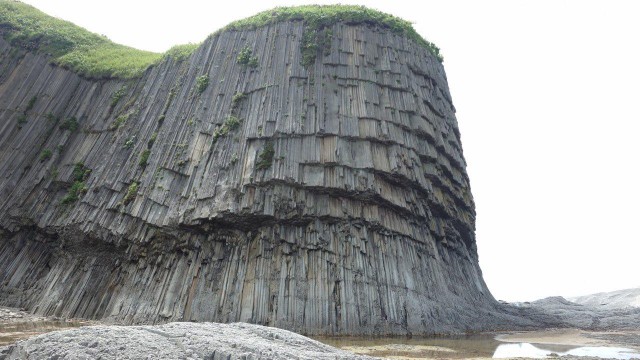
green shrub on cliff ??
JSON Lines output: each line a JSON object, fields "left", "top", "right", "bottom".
{"left": 255, "top": 141, "right": 275, "bottom": 170}
{"left": 195, "top": 75, "right": 209, "bottom": 94}
{"left": 123, "top": 181, "right": 139, "bottom": 205}
{"left": 39, "top": 149, "right": 52, "bottom": 161}
{"left": 237, "top": 47, "right": 258, "bottom": 68}
{"left": 61, "top": 162, "right": 91, "bottom": 205}
{"left": 212, "top": 115, "right": 242, "bottom": 141}
{"left": 138, "top": 149, "right": 150, "bottom": 167}
{"left": 61, "top": 181, "right": 86, "bottom": 204}
{"left": 59, "top": 117, "right": 79, "bottom": 132}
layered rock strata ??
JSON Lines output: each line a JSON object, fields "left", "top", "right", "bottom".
{"left": 0, "top": 18, "right": 493, "bottom": 334}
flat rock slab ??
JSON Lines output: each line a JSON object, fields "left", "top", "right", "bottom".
{"left": 0, "top": 322, "right": 374, "bottom": 360}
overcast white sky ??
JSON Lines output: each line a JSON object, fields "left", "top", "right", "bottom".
{"left": 20, "top": 0, "right": 640, "bottom": 302}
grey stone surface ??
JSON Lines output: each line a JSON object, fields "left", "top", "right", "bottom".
{"left": 502, "top": 296, "right": 640, "bottom": 331}
{"left": 0, "top": 322, "right": 375, "bottom": 359}
{"left": 570, "top": 288, "right": 640, "bottom": 309}
{"left": 0, "top": 19, "right": 555, "bottom": 335}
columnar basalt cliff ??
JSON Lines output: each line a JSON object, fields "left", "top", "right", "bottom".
{"left": 0, "top": 4, "right": 497, "bottom": 335}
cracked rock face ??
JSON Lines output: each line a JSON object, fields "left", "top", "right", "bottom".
{"left": 0, "top": 20, "right": 495, "bottom": 335}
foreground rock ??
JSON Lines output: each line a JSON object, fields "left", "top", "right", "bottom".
{"left": 0, "top": 322, "right": 373, "bottom": 360}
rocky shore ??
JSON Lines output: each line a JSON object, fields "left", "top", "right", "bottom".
{"left": 2, "top": 291, "right": 640, "bottom": 359}
{"left": 1, "top": 322, "right": 375, "bottom": 360}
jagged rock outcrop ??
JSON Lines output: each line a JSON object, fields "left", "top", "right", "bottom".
{"left": 0, "top": 6, "right": 496, "bottom": 335}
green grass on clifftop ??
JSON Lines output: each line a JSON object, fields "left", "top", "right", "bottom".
{"left": 0, "top": 0, "right": 161, "bottom": 78}
{"left": 217, "top": 5, "right": 443, "bottom": 62}
{"left": 0, "top": 2, "right": 442, "bottom": 79}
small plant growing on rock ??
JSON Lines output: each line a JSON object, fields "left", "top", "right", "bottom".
{"left": 231, "top": 92, "right": 246, "bottom": 111}
{"left": 139, "top": 149, "right": 150, "bottom": 167}
{"left": 123, "top": 181, "right": 139, "bottom": 205}
{"left": 237, "top": 46, "right": 258, "bottom": 68}
{"left": 110, "top": 86, "right": 127, "bottom": 109}
{"left": 61, "top": 181, "right": 87, "bottom": 204}
{"left": 60, "top": 117, "right": 79, "bottom": 132}
{"left": 39, "top": 149, "right": 52, "bottom": 161}
{"left": 148, "top": 132, "right": 158, "bottom": 148}
{"left": 111, "top": 113, "right": 129, "bottom": 130}
{"left": 256, "top": 141, "right": 275, "bottom": 170}
{"left": 123, "top": 136, "right": 135, "bottom": 149}
{"left": 61, "top": 162, "right": 91, "bottom": 205}
{"left": 212, "top": 115, "right": 243, "bottom": 141}
{"left": 195, "top": 75, "right": 209, "bottom": 94}
{"left": 71, "top": 162, "right": 92, "bottom": 182}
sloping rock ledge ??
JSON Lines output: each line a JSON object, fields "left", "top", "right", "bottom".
{"left": 0, "top": 322, "right": 373, "bottom": 360}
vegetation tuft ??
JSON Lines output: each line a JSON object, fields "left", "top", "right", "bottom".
{"left": 148, "top": 132, "right": 158, "bottom": 148}
{"left": 231, "top": 92, "right": 246, "bottom": 111}
{"left": 255, "top": 141, "right": 275, "bottom": 170}
{"left": 61, "top": 181, "right": 86, "bottom": 204}
{"left": 39, "top": 149, "right": 52, "bottom": 161}
{"left": 138, "top": 149, "right": 150, "bottom": 167}
{"left": 59, "top": 117, "right": 79, "bottom": 132}
{"left": 110, "top": 86, "right": 127, "bottom": 109}
{"left": 212, "top": 115, "right": 242, "bottom": 141}
{"left": 195, "top": 75, "right": 209, "bottom": 94}
{"left": 71, "top": 162, "right": 91, "bottom": 182}
{"left": 111, "top": 113, "right": 129, "bottom": 130}
{"left": 61, "top": 162, "right": 91, "bottom": 205}
{"left": 237, "top": 46, "right": 258, "bottom": 68}
{"left": 123, "top": 181, "right": 139, "bottom": 205}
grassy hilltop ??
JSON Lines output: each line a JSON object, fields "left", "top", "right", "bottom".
{"left": 0, "top": 1, "right": 441, "bottom": 79}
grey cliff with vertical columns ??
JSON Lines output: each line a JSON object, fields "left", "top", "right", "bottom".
{"left": 0, "top": 15, "right": 499, "bottom": 335}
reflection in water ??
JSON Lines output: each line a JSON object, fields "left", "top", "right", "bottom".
{"left": 317, "top": 335, "right": 640, "bottom": 359}
{"left": 0, "top": 321, "right": 89, "bottom": 346}
{"left": 494, "top": 342, "right": 640, "bottom": 360}
{"left": 317, "top": 334, "right": 503, "bottom": 359}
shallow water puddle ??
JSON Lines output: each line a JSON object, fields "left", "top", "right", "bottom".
{"left": 318, "top": 334, "right": 504, "bottom": 359}
{"left": 0, "top": 320, "right": 89, "bottom": 346}
{"left": 494, "top": 342, "right": 640, "bottom": 359}
{"left": 317, "top": 334, "right": 640, "bottom": 359}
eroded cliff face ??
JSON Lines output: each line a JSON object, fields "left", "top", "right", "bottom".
{"left": 0, "top": 21, "right": 494, "bottom": 335}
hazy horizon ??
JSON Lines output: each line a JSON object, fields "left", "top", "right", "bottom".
{"left": 17, "top": 0, "right": 640, "bottom": 302}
